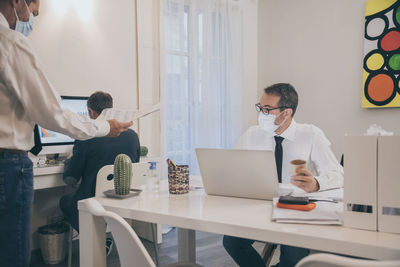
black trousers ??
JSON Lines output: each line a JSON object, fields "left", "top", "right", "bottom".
{"left": 223, "top": 235, "right": 310, "bottom": 267}
{"left": 59, "top": 194, "right": 80, "bottom": 232}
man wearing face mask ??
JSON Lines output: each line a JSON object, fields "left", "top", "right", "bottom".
{"left": 0, "top": 0, "right": 133, "bottom": 266}
{"left": 223, "top": 83, "right": 344, "bottom": 267}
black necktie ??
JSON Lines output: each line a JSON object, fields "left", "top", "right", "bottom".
{"left": 30, "top": 124, "right": 42, "bottom": 156}
{"left": 274, "top": 136, "right": 284, "bottom": 183}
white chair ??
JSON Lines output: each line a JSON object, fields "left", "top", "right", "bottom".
{"left": 67, "top": 162, "right": 153, "bottom": 267}
{"left": 84, "top": 198, "right": 156, "bottom": 267}
{"left": 95, "top": 163, "right": 161, "bottom": 266}
{"left": 295, "top": 253, "right": 400, "bottom": 267}
{"left": 84, "top": 198, "right": 202, "bottom": 267}
{"left": 95, "top": 162, "right": 150, "bottom": 196}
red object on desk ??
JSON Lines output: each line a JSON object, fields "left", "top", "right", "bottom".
{"left": 276, "top": 202, "right": 316, "bottom": 211}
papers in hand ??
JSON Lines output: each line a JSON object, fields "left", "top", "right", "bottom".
{"left": 97, "top": 104, "right": 161, "bottom": 122}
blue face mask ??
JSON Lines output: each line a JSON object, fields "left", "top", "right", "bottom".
{"left": 14, "top": 1, "right": 34, "bottom": 37}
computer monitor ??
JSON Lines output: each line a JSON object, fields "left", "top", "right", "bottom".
{"left": 36, "top": 96, "right": 89, "bottom": 155}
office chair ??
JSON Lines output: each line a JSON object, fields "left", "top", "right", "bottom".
{"left": 66, "top": 163, "right": 160, "bottom": 267}
{"left": 83, "top": 198, "right": 202, "bottom": 267}
{"left": 295, "top": 253, "right": 400, "bottom": 267}
{"left": 84, "top": 198, "right": 155, "bottom": 267}
{"left": 95, "top": 163, "right": 160, "bottom": 266}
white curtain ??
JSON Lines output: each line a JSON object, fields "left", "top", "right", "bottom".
{"left": 163, "top": 0, "right": 243, "bottom": 174}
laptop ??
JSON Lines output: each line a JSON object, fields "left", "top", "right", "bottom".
{"left": 195, "top": 148, "right": 279, "bottom": 200}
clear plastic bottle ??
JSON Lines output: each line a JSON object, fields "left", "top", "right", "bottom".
{"left": 147, "top": 162, "right": 159, "bottom": 192}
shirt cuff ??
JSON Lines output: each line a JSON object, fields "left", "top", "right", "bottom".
{"left": 94, "top": 120, "right": 110, "bottom": 137}
{"left": 314, "top": 176, "right": 327, "bottom": 191}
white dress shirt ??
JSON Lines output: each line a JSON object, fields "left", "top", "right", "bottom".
{"left": 0, "top": 13, "right": 110, "bottom": 150}
{"left": 237, "top": 119, "right": 344, "bottom": 191}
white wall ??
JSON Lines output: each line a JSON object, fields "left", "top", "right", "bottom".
{"left": 29, "top": 0, "right": 137, "bottom": 110}
{"left": 239, "top": 0, "right": 259, "bottom": 129}
{"left": 258, "top": 0, "right": 400, "bottom": 158}
{"left": 28, "top": 0, "right": 138, "bottom": 251}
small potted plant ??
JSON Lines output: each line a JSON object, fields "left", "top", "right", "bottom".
{"left": 140, "top": 146, "right": 149, "bottom": 157}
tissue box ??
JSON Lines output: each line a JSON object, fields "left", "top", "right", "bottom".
{"left": 378, "top": 136, "right": 400, "bottom": 234}
{"left": 344, "top": 136, "right": 377, "bottom": 231}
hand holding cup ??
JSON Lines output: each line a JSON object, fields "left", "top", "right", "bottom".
{"left": 290, "top": 160, "right": 320, "bottom": 192}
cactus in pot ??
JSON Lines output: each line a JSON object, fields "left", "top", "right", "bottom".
{"left": 113, "top": 154, "right": 132, "bottom": 195}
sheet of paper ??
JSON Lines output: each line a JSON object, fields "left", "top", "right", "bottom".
{"left": 271, "top": 198, "right": 343, "bottom": 225}
{"left": 97, "top": 103, "right": 161, "bottom": 122}
{"left": 274, "top": 220, "right": 343, "bottom": 225}
{"left": 132, "top": 103, "right": 161, "bottom": 121}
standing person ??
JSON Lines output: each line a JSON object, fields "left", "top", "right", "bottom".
{"left": 223, "top": 83, "right": 344, "bottom": 267}
{"left": 59, "top": 91, "right": 140, "bottom": 255}
{"left": 0, "top": 1, "right": 132, "bottom": 266}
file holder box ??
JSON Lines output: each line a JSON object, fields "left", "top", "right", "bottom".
{"left": 344, "top": 136, "right": 377, "bottom": 231}
{"left": 378, "top": 136, "right": 400, "bottom": 234}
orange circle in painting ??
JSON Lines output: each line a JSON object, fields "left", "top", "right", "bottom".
{"left": 367, "top": 74, "right": 394, "bottom": 102}
{"left": 366, "top": 52, "right": 384, "bottom": 70}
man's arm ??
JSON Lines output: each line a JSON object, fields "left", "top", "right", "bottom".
{"left": 106, "top": 120, "right": 133, "bottom": 137}
{"left": 63, "top": 141, "right": 87, "bottom": 187}
{"left": 309, "top": 127, "right": 344, "bottom": 191}
{"left": 2, "top": 37, "right": 131, "bottom": 139}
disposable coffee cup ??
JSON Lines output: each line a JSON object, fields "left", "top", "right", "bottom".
{"left": 290, "top": 159, "right": 307, "bottom": 175}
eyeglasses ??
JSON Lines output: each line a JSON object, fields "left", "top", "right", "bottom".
{"left": 255, "top": 103, "right": 287, "bottom": 115}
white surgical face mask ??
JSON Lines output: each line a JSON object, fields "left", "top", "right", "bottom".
{"left": 14, "top": 1, "right": 34, "bottom": 37}
{"left": 258, "top": 112, "right": 279, "bottom": 135}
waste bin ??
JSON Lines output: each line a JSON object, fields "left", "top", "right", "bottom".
{"left": 38, "top": 222, "right": 69, "bottom": 265}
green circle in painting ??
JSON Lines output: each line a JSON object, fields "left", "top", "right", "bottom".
{"left": 388, "top": 54, "right": 400, "bottom": 71}
{"left": 396, "top": 5, "right": 400, "bottom": 25}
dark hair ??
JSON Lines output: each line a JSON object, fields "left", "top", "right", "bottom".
{"left": 87, "top": 91, "right": 113, "bottom": 114}
{"left": 264, "top": 83, "right": 298, "bottom": 117}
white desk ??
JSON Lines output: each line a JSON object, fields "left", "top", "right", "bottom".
{"left": 32, "top": 156, "right": 161, "bottom": 190}
{"left": 78, "top": 179, "right": 400, "bottom": 267}
{"left": 33, "top": 165, "right": 65, "bottom": 190}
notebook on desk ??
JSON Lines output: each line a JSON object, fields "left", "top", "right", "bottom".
{"left": 195, "top": 148, "right": 280, "bottom": 200}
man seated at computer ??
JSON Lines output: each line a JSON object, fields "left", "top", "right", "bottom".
{"left": 223, "top": 83, "right": 344, "bottom": 267}
{"left": 59, "top": 91, "right": 140, "bottom": 234}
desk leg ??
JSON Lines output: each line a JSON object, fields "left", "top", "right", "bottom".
{"left": 79, "top": 209, "right": 107, "bottom": 267}
{"left": 177, "top": 228, "right": 196, "bottom": 263}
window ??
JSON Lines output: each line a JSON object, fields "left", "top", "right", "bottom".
{"left": 163, "top": 0, "right": 243, "bottom": 174}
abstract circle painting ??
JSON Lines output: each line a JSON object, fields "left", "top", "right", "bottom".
{"left": 363, "top": 0, "right": 400, "bottom": 108}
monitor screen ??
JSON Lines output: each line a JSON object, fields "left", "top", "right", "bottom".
{"left": 37, "top": 96, "right": 89, "bottom": 146}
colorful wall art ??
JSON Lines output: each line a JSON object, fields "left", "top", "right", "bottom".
{"left": 363, "top": 0, "right": 400, "bottom": 108}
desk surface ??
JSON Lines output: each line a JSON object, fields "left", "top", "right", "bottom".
{"left": 79, "top": 178, "right": 400, "bottom": 261}
{"left": 33, "top": 157, "right": 162, "bottom": 190}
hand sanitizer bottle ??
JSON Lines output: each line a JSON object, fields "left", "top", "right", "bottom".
{"left": 147, "top": 162, "right": 159, "bottom": 192}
